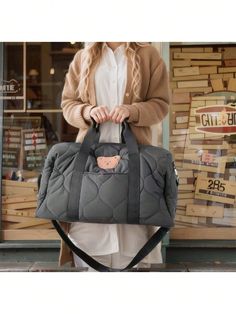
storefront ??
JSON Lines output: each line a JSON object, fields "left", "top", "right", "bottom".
{"left": 168, "top": 43, "right": 236, "bottom": 262}
{"left": 0, "top": 42, "right": 236, "bottom": 263}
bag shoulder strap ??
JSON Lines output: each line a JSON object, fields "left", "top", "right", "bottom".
{"left": 52, "top": 220, "right": 169, "bottom": 272}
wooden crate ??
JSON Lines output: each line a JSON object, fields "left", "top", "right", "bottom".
{"left": 1, "top": 179, "right": 55, "bottom": 240}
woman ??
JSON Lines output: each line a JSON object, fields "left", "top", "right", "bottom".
{"left": 59, "top": 42, "right": 171, "bottom": 271}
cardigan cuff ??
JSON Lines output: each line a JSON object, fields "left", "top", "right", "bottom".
{"left": 122, "top": 104, "right": 139, "bottom": 123}
{"left": 83, "top": 104, "right": 96, "bottom": 123}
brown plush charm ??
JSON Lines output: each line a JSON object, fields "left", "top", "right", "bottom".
{"left": 97, "top": 155, "right": 121, "bottom": 169}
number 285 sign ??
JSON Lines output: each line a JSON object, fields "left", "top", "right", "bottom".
{"left": 195, "top": 175, "right": 236, "bottom": 205}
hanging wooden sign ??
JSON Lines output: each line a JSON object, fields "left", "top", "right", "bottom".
{"left": 195, "top": 175, "right": 236, "bottom": 205}
{"left": 195, "top": 105, "right": 236, "bottom": 134}
{"left": 22, "top": 128, "right": 47, "bottom": 170}
{"left": 2, "top": 127, "right": 22, "bottom": 168}
{"left": 183, "top": 151, "right": 226, "bottom": 173}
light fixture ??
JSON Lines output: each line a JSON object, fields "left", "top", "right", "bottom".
{"left": 28, "top": 69, "right": 39, "bottom": 77}
{"left": 50, "top": 67, "right": 55, "bottom": 75}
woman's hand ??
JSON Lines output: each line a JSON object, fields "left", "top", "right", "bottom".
{"left": 90, "top": 106, "right": 110, "bottom": 124}
{"left": 109, "top": 105, "right": 130, "bottom": 123}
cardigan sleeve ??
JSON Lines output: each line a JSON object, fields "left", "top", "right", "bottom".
{"left": 60, "top": 51, "right": 96, "bottom": 129}
{"left": 122, "top": 52, "right": 171, "bottom": 127}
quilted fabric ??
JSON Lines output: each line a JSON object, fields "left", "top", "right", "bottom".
{"left": 36, "top": 142, "right": 178, "bottom": 227}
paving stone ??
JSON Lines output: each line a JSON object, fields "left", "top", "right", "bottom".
{"left": 128, "top": 263, "right": 188, "bottom": 272}
{"left": 185, "top": 262, "right": 236, "bottom": 272}
{"left": 29, "top": 262, "right": 88, "bottom": 272}
{"left": 0, "top": 262, "right": 32, "bottom": 272}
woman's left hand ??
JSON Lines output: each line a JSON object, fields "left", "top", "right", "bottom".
{"left": 109, "top": 105, "right": 130, "bottom": 123}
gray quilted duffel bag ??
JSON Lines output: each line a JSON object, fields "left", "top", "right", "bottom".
{"left": 36, "top": 120, "right": 179, "bottom": 272}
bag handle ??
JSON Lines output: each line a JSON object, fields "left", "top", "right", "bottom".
{"left": 52, "top": 219, "right": 169, "bottom": 272}
{"left": 67, "top": 119, "right": 140, "bottom": 224}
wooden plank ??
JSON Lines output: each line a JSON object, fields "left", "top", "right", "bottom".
{"left": 176, "top": 210, "right": 186, "bottom": 215}
{"left": 220, "top": 47, "right": 236, "bottom": 60}
{"left": 191, "top": 60, "right": 221, "bottom": 66}
{"left": 3, "top": 201, "right": 37, "bottom": 210}
{"left": 177, "top": 199, "right": 194, "bottom": 206}
{"left": 175, "top": 214, "right": 198, "bottom": 224}
{"left": 199, "top": 66, "right": 217, "bottom": 74}
{"left": 172, "top": 74, "right": 208, "bottom": 81}
{"left": 188, "top": 143, "right": 229, "bottom": 150}
{"left": 179, "top": 178, "right": 187, "bottom": 184}
{"left": 218, "top": 66, "right": 236, "bottom": 73}
{"left": 174, "top": 153, "right": 184, "bottom": 160}
{"left": 30, "top": 223, "right": 53, "bottom": 229}
{"left": 170, "top": 82, "right": 177, "bottom": 89}
{"left": 172, "top": 129, "right": 188, "bottom": 135}
{"left": 204, "top": 47, "right": 213, "bottom": 53}
{"left": 176, "top": 116, "right": 189, "bottom": 124}
{"left": 173, "top": 66, "right": 199, "bottom": 77}
{"left": 210, "top": 73, "right": 234, "bottom": 80}
{"left": 2, "top": 215, "right": 39, "bottom": 223}
{"left": 204, "top": 133, "right": 225, "bottom": 139}
{"left": 178, "top": 184, "right": 195, "bottom": 191}
{"left": 2, "top": 195, "right": 37, "bottom": 204}
{"left": 177, "top": 80, "right": 208, "bottom": 88}
{"left": 192, "top": 95, "right": 225, "bottom": 101}
{"left": 178, "top": 192, "right": 194, "bottom": 199}
{"left": 2, "top": 180, "right": 37, "bottom": 188}
{"left": 212, "top": 217, "right": 236, "bottom": 227}
{"left": 170, "top": 47, "right": 182, "bottom": 53}
{"left": 175, "top": 161, "right": 184, "bottom": 167}
{"left": 228, "top": 78, "right": 236, "bottom": 91}
{"left": 3, "top": 229, "right": 60, "bottom": 240}
{"left": 2, "top": 186, "right": 37, "bottom": 196}
{"left": 172, "top": 104, "right": 190, "bottom": 112}
{"left": 224, "top": 208, "right": 236, "bottom": 218}
{"left": 186, "top": 204, "right": 224, "bottom": 218}
{"left": 174, "top": 52, "right": 222, "bottom": 60}
{"left": 198, "top": 217, "right": 207, "bottom": 224}
{"left": 175, "top": 123, "right": 189, "bottom": 129}
{"left": 170, "top": 228, "right": 236, "bottom": 240}
{"left": 205, "top": 100, "right": 219, "bottom": 106}
{"left": 210, "top": 79, "right": 224, "bottom": 91}
{"left": 170, "top": 135, "right": 187, "bottom": 142}
{"left": 170, "top": 142, "right": 186, "bottom": 149}
{"left": 182, "top": 47, "right": 204, "bottom": 53}
{"left": 191, "top": 100, "right": 206, "bottom": 108}
{"left": 8, "top": 219, "right": 49, "bottom": 229}
{"left": 178, "top": 170, "right": 193, "bottom": 177}
{"left": 2, "top": 208, "right": 36, "bottom": 217}
{"left": 172, "top": 60, "right": 191, "bottom": 67}
{"left": 172, "top": 92, "right": 190, "bottom": 104}
{"left": 173, "top": 87, "right": 212, "bottom": 93}
{"left": 224, "top": 59, "right": 236, "bottom": 66}
{"left": 189, "top": 133, "right": 205, "bottom": 140}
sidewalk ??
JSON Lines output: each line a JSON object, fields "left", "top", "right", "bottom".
{"left": 1, "top": 262, "right": 236, "bottom": 272}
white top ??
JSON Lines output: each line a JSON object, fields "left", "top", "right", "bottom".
{"left": 95, "top": 43, "right": 127, "bottom": 143}
{"left": 68, "top": 43, "right": 162, "bottom": 263}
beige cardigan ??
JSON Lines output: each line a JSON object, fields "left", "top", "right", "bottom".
{"left": 59, "top": 44, "right": 171, "bottom": 266}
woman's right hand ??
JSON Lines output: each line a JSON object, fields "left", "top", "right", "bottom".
{"left": 90, "top": 106, "right": 110, "bottom": 124}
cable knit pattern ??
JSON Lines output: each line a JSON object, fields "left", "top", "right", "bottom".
{"left": 61, "top": 44, "right": 171, "bottom": 145}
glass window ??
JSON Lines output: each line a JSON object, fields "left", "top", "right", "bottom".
{"left": 1, "top": 42, "right": 83, "bottom": 241}
{"left": 170, "top": 43, "right": 236, "bottom": 240}
{"left": 1, "top": 42, "right": 24, "bottom": 111}
{"left": 26, "top": 42, "right": 83, "bottom": 110}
